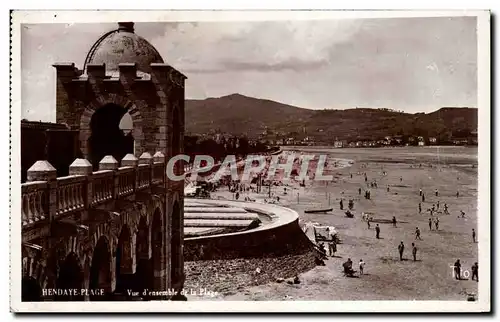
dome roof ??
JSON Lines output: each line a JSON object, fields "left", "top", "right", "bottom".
{"left": 84, "top": 22, "right": 164, "bottom": 74}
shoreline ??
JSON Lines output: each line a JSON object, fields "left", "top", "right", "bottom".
{"left": 185, "top": 147, "right": 478, "bottom": 301}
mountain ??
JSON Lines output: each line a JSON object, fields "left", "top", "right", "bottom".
{"left": 185, "top": 94, "right": 478, "bottom": 142}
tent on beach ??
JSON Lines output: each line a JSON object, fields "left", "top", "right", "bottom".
{"left": 302, "top": 222, "right": 338, "bottom": 244}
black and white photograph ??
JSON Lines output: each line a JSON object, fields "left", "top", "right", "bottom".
{"left": 9, "top": 10, "right": 490, "bottom": 312}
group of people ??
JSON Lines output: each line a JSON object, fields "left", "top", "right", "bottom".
{"left": 342, "top": 258, "right": 366, "bottom": 277}
{"left": 453, "top": 259, "right": 479, "bottom": 282}
{"left": 398, "top": 241, "right": 419, "bottom": 261}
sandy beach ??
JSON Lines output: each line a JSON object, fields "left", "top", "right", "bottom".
{"left": 186, "top": 146, "right": 478, "bottom": 301}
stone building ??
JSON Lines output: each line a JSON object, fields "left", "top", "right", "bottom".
{"left": 21, "top": 22, "right": 186, "bottom": 301}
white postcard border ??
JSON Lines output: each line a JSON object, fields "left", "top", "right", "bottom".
{"left": 10, "top": 9, "right": 491, "bottom": 313}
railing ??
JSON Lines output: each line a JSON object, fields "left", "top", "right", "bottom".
{"left": 21, "top": 152, "right": 166, "bottom": 229}
{"left": 56, "top": 175, "right": 86, "bottom": 217}
{"left": 91, "top": 170, "right": 114, "bottom": 206}
{"left": 21, "top": 181, "right": 48, "bottom": 226}
{"left": 117, "top": 167, "right": 135, "bottom": 197}
{"left": 136, "top": 164, "right": 151, "bottom": 190}
{"left": 152, "top": 162, "right": 165, "bottom": 185}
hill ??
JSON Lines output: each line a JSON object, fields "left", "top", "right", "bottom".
{"left": 185, "top": 94, "right": 478, "bottom": 142}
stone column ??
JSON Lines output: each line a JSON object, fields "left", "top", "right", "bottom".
{"left": 153, "top": 151, "right": 165, "bottom": 184}
{"left": 139, "top": 152, "right": 153, "bottom": 186}
{"left": 122, "top": 154, "right": 138, "bottom": 193}
{"left": 27, "top": 160, "right": 57, "bottom": 221}
{"left": 99, "top": 156, "right": 119, "bottom": 199}
{"left": 69, "top": 158, "right": 93, "bottom": 209}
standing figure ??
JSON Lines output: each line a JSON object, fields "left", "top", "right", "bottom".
{"left": 339, "top": 199, "right": 344, "bottom": 210}
{"left": 329, "top": 240, "right": 337, "bottom": 257}
{"left": 444, "top": 203, "right": 449, "bottom": 214}
{"left": 472, "top": 228, "right": 476, "bottom": 243}
{"left": 422, "top": 193, "right": 426, "bottom": 202}
{"left": 471, "top": 262, "right": 478, "bottom": 282}
{"left": 419, "top": 188, "right": 422, "bottom": 196}
{"left": 358, "top": 187, "right": 361, "bottom": 195}
{"left": 375, "top": 224, "right": 381, "bottom": 239}
{"left": 419, "top": 202, "right": 422, "bottom": 214}
{"left": 435, "top": 189, "right": 439, "bottom": 197}
{"left": 415, "top": 227, "right": 422, "bottom": 240}
{"left": 435, "top": 218, "right": 440, "bottom": 230}
{"left": 456, "top": 191, "right": 460, "bottom": 198}
{"left": 428, "top": 218, "right": 433, "bottom": 230}
{"left": 392, "top": 216, "right": 397, "bottom": 228}
{"left": 387, "top": 185, "right": 390, "bottom": 192}
{"left": 359, "top": 259, "right": 365, "bottom": 275}
{"left": 454, "top": 259, "right": 461, "bottom": 280}
{"left": 412, "top": 243, "right": 418, "bottom": 261}
{"left": 398, "top": 241, "right": 405, "bottom": 261}
{"left": 400, "top": 176, "right": 403, "bottom": 182}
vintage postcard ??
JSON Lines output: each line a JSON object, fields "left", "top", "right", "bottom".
{"left": 10, "top": 10, "right": 490, "bottom": 312}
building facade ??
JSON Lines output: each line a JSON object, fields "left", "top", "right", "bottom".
{"left": 21, "top": 22, "right": 186, "bottom": 301}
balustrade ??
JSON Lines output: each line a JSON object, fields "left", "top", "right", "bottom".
{"left": 117, "top": 167, "right": 135, "bottom": 197}
{"left": 136, "top": 164, "right": 151, "bottom": 190}
{"left": 21, "top": 182, "right": 48, "bottom": 226}
{"left": 55, "top": 176, "right": 86, "bottom": 216}
{"left": 21, "top": 153, "right": 166, "bottom": 229}
{"left": 152, "top": 162, "right": 165, "bottom": 184}
{"left": 91, "top": 170, "right": 114, "bottom": 206}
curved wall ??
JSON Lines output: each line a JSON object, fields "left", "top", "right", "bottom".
{"left": 184, "top": 199, "right": 315, "bottom": 261}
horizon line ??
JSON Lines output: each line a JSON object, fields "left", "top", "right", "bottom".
{"left": 186, "top": 93, "right": 478, "bottom": 114}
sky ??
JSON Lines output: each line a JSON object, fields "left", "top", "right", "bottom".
{"left": 21, "top": 17, "right": 477, "bottom": 122}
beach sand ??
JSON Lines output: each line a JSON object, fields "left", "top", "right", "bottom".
{"left": 186, "top": 146, "right": 478, "bottom": 301}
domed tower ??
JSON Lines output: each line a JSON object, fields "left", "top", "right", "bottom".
{"left": 53, "top": 22, "right": 186, "bottom": 295}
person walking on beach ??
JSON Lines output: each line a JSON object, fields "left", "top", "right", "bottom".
{"left": 435, "top": 189, "right": 439, "bottom": 197}
{"left": 428, "top": 218, "right": 432, "bottom": 230}
{"left": 412, "top": 243, "right": 418, "bottom": 261}
{"left": 339, "top": 199, "right": 344, "bottom": 210}
{"left": 415, "top": 227, "right": 422, "bottom": 240}
{"left": 375, "top": 224, "right": 381, "bottom": 239}
{"left": 359, "top": 259, "right": 365, "bottom": 275}
{"left": 454, "top": 259, "right": 461, "bottom": 280}
{"left": 419, "top": 188, "right": 422, "bottom": 196}
{"left": 358, "top": 187, "right": 361, "bottom": 195}
{"left": 472, "top": 229, "right": 476, "bottom": 243}
{"left": 456, "top": 191, "right": 460, "bottom": 198}
{"left": 328, "top": 240, "right": 337, "bottom": 257}
{"left": 422, "top": 193, "right": 425, "bottom": 202}
{"left": 471, "top": 262, "right": 478, "bottom": 282}
{"left": 387, "top": 185, "right": 390, "bottom": 192}
{"left": 444, "top": 203, "right": 449, "bottom": 214}
{"left": 398, "top": 241, "right": 405, "bottom": 260}
{"left": 392, "top": 216, "right": 397, "bottom": 228}
{"left": 435, "top": 218, "right": 440, "bottom": 230}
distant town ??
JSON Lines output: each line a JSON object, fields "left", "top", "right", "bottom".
{"left": 187, "top": 130, "right": 478, "bottom": 152}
